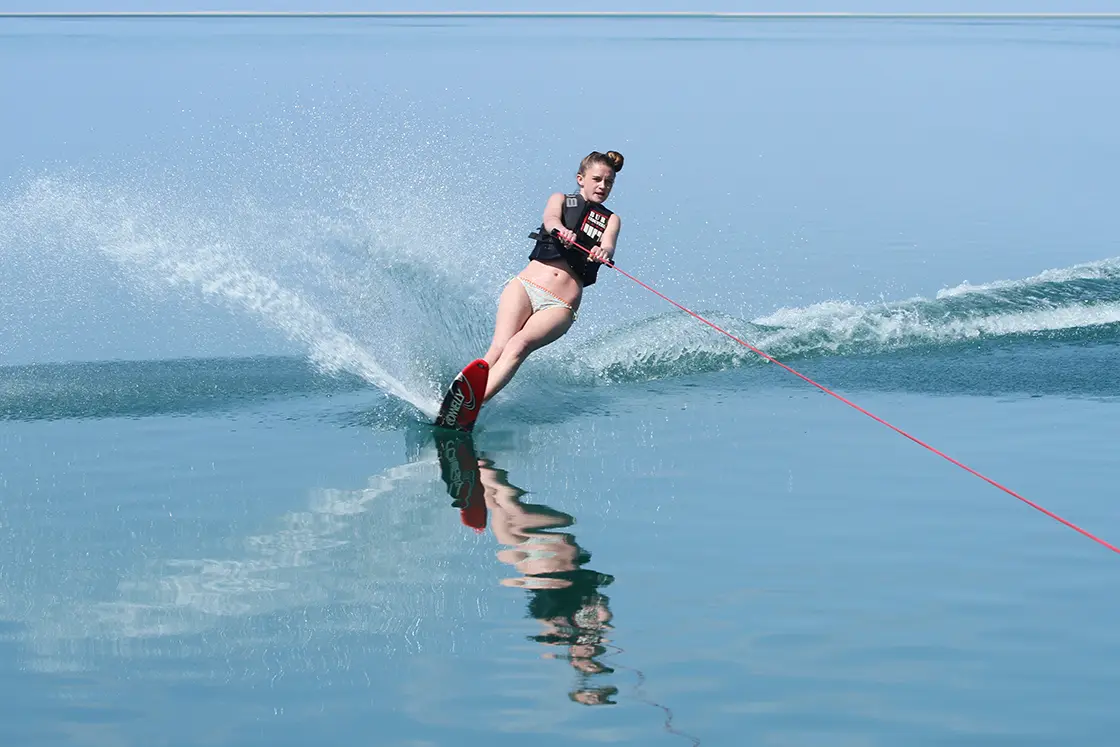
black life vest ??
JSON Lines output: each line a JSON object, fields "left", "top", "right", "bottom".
{"left": 528, "top": 193, "right": 614, "bottom": 287}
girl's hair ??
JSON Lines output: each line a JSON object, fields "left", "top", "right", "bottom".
{"left": 579, "top": 150, "right": 624, "bottom": 175}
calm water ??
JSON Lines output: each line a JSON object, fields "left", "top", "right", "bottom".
{"left": 3, "top": 15, "right": 1120, "bottom": 747}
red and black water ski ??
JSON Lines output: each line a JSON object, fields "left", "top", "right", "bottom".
{"left": 434, "top": 429, "right": 487, "bottom": 532}
{"left": 434, "top": 359, "right": 489, "bottom": 433}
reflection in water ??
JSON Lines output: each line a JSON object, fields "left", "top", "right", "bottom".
{"left": 435, "top": 430, "right": 618, "bottom": 706}
{"left": 435, "top": 431, "right": 701, "bottom": 745}
{"left": 6, "top": 452, "right": 489, "bottom": 674}
{"left": 0, "top": 418, "right": 701, "bottom": 743}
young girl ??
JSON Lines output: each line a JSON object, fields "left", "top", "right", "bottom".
{"left": 481, "top": 150, "right": 624, "bottom": 402}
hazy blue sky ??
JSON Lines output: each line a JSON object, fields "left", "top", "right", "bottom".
{"left": 2, "top": 1, "right": 1120, "bottom": 12}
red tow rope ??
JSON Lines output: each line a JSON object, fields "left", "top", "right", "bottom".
{"left": 566, "top": 234, "right": 1118, "bottom": 555}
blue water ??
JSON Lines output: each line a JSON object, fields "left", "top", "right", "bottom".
{"left": 3, "top": 15, "right": 1120, "bottom": 747}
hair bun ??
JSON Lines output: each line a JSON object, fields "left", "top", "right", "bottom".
{"left": 578, "top": 150, "right": 625, "bottom": 177}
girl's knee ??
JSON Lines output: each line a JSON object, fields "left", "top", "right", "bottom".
{"left": 503, "top": 335, "right": 536, "bottom": 363}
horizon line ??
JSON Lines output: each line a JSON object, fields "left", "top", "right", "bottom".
{"left": 2, "top": 11, "right": 1120, "bottom": 20}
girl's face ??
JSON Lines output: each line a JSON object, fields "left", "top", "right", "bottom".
{"left": 577, "top": 163, "right": 616, "bottom": 204}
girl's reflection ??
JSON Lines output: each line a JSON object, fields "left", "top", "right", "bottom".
{"left": 478, "top": 457, "right": 618, "bottom": 705}
{"left": 438, "top": 433, "right": 617, "bottom": 705}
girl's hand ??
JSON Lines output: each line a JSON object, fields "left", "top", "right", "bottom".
{"left": 555, "top": 227, "right": 578, "bottom": 246}
{"left": 588, "top": 246, "right": 613, "bottom": 264}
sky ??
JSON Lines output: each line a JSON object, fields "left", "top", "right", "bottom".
{"left": 1, "top": 1, "right": 1119, "bottom": 13}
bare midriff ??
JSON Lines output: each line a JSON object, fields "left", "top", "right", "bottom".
{"left": 519, "top": 258, "right": 583, "bottom": 311}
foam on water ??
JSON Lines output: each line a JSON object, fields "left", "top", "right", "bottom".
{"left": 0, "top": 100, "right": 526, "bottom": 417}
{"left": 565, "top": 258, "right": 1120, "bottom": 383}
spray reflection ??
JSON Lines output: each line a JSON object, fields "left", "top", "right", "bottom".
{"left": 435, "top": 430, "right": 618, "bottom": 706}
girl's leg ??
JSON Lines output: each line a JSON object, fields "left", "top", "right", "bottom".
{"left": 484, "top": 306, "right": 573, "bottom": 402}
{"left": 484, "top": 280, "right": 533, "bottom": 367}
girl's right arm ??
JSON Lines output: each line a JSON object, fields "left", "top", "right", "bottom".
{"left": 541, "top": 192, "right": 576, "bottom": 245}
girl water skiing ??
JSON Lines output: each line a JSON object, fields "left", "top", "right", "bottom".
{"left": 481, "top": 150, "right": 624, "bottom": 402}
